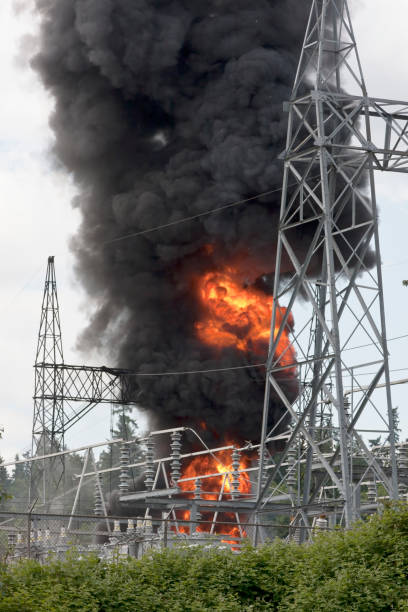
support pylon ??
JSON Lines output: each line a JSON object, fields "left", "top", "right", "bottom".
{"left": 31, "top": 256, "right": 65, "bottom": 504}
{"left": 257, "top": 0, "right": 408, "bottom": 529}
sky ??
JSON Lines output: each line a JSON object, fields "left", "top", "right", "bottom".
{"left": 0, "top": 0, "right": 408, "bottom": 463}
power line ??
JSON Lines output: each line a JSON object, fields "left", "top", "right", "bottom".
{"left": 125, "top": 363, "right": 266, "bottom": 377}
{"left": 103, "top": 175, "right": 323, "bottom": 246}
{"left": 113, "top": 332, "right": 408, "bottom": 378}
{"left": 103, "top": 187, "right": 284, "bottom": 245}
{"left": 343, "top": 332, "right": 408, "bottom": 353}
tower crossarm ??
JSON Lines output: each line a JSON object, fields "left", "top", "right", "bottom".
{"left": 285, "top": 93, "right": 408, "bottom": 173}
{"left": 33, "top": 363, "right": 138, "bottom": 431}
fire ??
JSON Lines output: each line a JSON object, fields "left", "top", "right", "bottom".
{"left": 179, "top": 448, "right": 251, "bottom": 499}
{"left": 175, "top": 446, "right": 251, "bottom": 542}
{"left": 195, "top": 266, "right": 295, "bottom": 368}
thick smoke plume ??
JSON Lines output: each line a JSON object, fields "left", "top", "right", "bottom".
{"left": 32, "top": 0, "right": 315, "bottom": 447}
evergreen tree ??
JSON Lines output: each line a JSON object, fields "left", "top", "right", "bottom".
{"left": 0, "top": 456, "right": 10, "bottom": 506}
{"left": 8, "top": 453, "right": 31, "bottom": 509}
{"left": 99, "top": 408, "right": 145, "bottom": 495}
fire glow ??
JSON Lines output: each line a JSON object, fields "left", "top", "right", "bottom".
{"left": 179, "top": 265, "right": 297, "bottom": 541}
{"left": 195, "top": 266, "right": 296, "bottom": 368}
{"left": 176, "top": 447, "right": 251, "bottom": 539}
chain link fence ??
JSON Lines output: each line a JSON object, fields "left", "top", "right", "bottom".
{"left": 0, "top": 511, "right": 251, "bottom": 564}
{"left": 0, "top": 509, "right": 339, "bottom": 564}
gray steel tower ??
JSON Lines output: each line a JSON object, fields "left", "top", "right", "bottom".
{"left": 32, "top": 256, "right": 65, "bottom": 456}
{"left": 31, "top": 256, "right": 65, "bottom": 505}
{"left": 257, "top": 0, "right": 408, "bottom": 530}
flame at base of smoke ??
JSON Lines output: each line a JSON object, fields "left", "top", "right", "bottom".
{"left": 195, "top": 266, "right": 296, "bottom": 370}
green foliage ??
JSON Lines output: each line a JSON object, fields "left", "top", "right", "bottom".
{"left": 98, "top": 408, "right": 145, "bottom": 494}
{"left": 1, "top": 504, "right": 408, "bottom": 611}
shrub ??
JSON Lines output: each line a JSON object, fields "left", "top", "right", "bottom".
{"left": 0, "top": 504, "right": 408, "bottom": 611}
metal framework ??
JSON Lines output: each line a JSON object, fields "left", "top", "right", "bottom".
{"left": 258, "top": 0, "right": 408, "bottom": 529}
{"left": 27, "top": 2, "right": 408, "bottom": 539}
{"left": 32, "top": 256, "right": 65, "bottom": 454}
{"left": 31, "top": 258, "right": 139, "bottom": 505}
{"left": 32, "top": 257, "right": 139, "bottom": 451}
{"left": 35, "top": 363, "right": 138, "bottom": 432}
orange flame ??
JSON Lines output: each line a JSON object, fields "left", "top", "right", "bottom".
{"left": 175, "top": 446, "right": 251, "bottom": 542}
{"left": 179, "top": 448, "right": 251, "bottom": 499}
{"left": 195, "top": 266, "right": 295, "bottom": 368}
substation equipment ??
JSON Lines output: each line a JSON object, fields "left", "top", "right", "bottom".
{"left": 4, "top": 0, "right": 408, "bottom": 556}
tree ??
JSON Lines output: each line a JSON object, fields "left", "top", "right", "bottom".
{"left": 0, "top": 428, "right": 12, "bottom": 505}
{"left": 0, "top": 457, "right": 11, "bottom": 506}
{"left": 98, "top": 407, "right": 145, "bottom": 494}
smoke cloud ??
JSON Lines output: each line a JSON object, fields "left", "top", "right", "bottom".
{"left": 32, "top": 0, "right": 323, "bottom": 447}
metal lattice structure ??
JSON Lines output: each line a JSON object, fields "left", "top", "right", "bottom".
{"left": 257, "top": 0, "right": 408, "bottom": 529}
{"left": 35, "top": 363, "right": 138, "bottom": 433}
{"left": 31, "top": 258, "right": 140, "bottom": 504}
{"left": 32, "top": 257, "right": 139, "bottom": 451}
{"left": 27, "top": 3, "right": 408, "bottom": 539}
{"left": 32, "top": 256, "right": 65, "bottom": 455}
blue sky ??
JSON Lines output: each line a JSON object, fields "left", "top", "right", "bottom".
{"left": 0, "top": 0, "right": 408, "bottom": 461}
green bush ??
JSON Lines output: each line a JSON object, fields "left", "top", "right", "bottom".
{"left": 1, "top": 504, "right": 408, "bottom": 611}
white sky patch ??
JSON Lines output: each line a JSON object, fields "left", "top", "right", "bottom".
{"left": 0, "top": 1, "right": 408, "bottom": 462}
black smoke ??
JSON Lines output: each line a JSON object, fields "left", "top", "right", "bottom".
{"left": 32, "top": 0, "right": 319, "bottom": 447}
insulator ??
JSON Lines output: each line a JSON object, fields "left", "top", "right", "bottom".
{"left": 315, "top": 515, "right": 328, "bottom": 531}
{"left": 37, "top": 529, "right": 42, "bottom": 542}
{"left": 286, "top": 445, "right": 297, "bottom": 490}
{"left": 289, "top": 519, "right": 301, "bottom": 544}
{"left": 44, "top": 529, "right": 51, "bottom": 541}
{"left": 144, "top": 517, "right": 153, "bottom": 534}
{"left": 194, "top": 479, "right": 202, "bottom": 524}
{"left": 94, "top": 473, "right": 103, "bottom": 516}
{"left": 367, "top": 481, "right": 377, "bottom": 503}
{"left": 16, "top": 532, "right": 23, "bottom": 545}
{"left": 59, "top": 526, "right": 67, "bottom": 541}
{"left": 398, "top": 442, "right": 408, "bottom": 470}
{"left": 398, "top": 482, "right": 408, "bottom": 498}
{"left": 257, "top": 446, "right": 268, "bottom": 490}
{"left": 136, "top": 517, "right": 143, "bottom": 533}
{"left": 170, "top": 431, "right": 182, "bottom": 487}
{"left": 194, "top": 478, "right": 202, "bottom": 500}
{"left": 144, "top": 436, "right": 155, "bottom": 491}
{"left": 127, "top": 519, "right": 135, "bottom": 533}
{"left": 119, "top": 443, "right": 130, "bottom": 494}
{"left": 231, "top": 448, "right": 241, "bottom": 498}
{"left": 113, "top": 520, "right": 121, "bottom": 533}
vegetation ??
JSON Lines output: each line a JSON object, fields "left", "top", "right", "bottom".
{"left": 98, "top": 407, "right": 145, "bottom": 494}
{"left": 0, "top": 409, "right": 145, "bottom": 514}
{"left": 0, "top": 503, "right": 408, "bottom": 611}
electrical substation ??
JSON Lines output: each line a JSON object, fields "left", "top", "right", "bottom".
{"left": 2, "top": 0, "right": 408, "bottom": 561}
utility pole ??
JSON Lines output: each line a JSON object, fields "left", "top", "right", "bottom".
{"left": 257, "top": 0, "right": 408, "bottom": 529}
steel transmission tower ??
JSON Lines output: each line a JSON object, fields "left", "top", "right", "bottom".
{"left": 32, "top": 257, "right": 140, "bottom": 456}
{"left": 32, "top": 256, "right": 65, "bottom": 456}
{"left": 30, "top": 257, "right": 141, "bottom": 506}
{"left": 257, "top": 0, "right": 408, "bottom": 529}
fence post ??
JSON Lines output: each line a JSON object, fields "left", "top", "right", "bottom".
{"left": 27, "top": 499, "right": 37, "bottom": 560}
{"left": 163, "top": 518, "right": 168, "bottom": 549}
